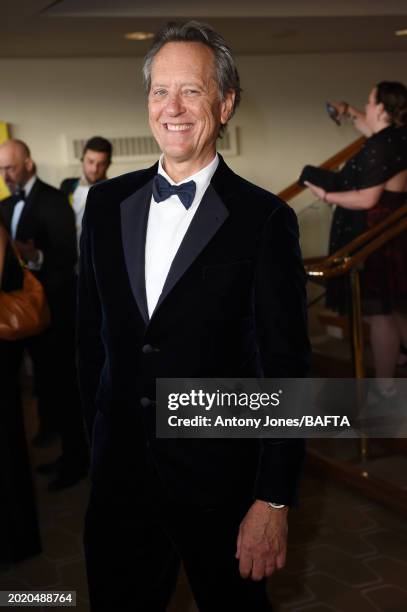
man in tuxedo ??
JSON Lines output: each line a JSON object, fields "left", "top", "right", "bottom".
{"left": 60, "top": 136, "right": 112, "bottom": 252}
{"left": 78, "top": 21, "right": 310, "bottom": 611}
{"left": 0, "top": 139, "right": 88, "bottom": 490}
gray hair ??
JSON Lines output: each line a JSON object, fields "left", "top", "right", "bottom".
{"left": 142, "top": 21, "right": 242, "bottom": 133}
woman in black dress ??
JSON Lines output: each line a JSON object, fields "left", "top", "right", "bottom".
{"left": 0, "top": 217, "right": 41, "bottom": 562}
{"left": 304, "top": 81, "right": 407, "bottom": 395}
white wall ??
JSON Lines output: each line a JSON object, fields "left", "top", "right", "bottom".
{"left": 1, "top": 51, "right": 406, "bottom": 254}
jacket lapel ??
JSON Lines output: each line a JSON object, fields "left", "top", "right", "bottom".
{"left": 119, "top": 156, "right": 234, "bottom": 323}
{"left": 0, "top": 178, "right": 42, "bottom": 236}
{"left": 152, "top": 181, "right": 229, "bottom": 316}
{"left": 15, "top": 178, "right": 41, "bottom": 240}
{"left": 120, "top": 178, "right": 152, "bottom": 325}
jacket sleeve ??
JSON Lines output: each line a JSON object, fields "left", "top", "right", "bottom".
{"left": 254, "top": 203, "right": 311, "bottom": 505}
{"left": 59, "top": 179, "right": 70, "bottom": 196}
{"left": 76, "top": 188, "right": 105, "bottom": 440}
{"left": 60, "top": 178, "right": 77, "bottom": 199}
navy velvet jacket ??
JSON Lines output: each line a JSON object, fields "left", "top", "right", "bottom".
{"left": 77, "top": 156, "right": 310, "bottom": 506}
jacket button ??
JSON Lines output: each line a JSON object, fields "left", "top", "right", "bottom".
{"left": 142, "top": 344, "right": 159, "bottom": 354}
{"left": 140, "top": 397, "right": 153, "bottom": 408}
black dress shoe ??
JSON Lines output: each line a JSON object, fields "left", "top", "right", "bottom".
{"left": 36, "top": 457, "right": 62, "bottom": 475}
{"left": 47, "top": 465, "right": 89, "bottom": 492}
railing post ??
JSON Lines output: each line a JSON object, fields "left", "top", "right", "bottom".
{"left": 349, "top": 268, "right": 364, "bottom": 379}
{"left": 348, "top": 268, "right": 368, "bottom": 462}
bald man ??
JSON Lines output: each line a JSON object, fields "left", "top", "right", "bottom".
{"left": 0, "top": 140, "right": 89, "bottom": 490}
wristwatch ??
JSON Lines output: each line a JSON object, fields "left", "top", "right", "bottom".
{"left": 267, "top": 502, "right": 286, "bottom": 509}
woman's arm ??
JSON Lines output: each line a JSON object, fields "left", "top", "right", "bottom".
{"left": 304, "top": 181, "right": 384, "bottom": 210}
{"left": 0, "top": 224, "right": 8, "bottom": 287}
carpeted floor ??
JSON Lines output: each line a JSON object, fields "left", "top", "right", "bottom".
{"left": 1, "top": 393, "right": 407, "bottom": 611}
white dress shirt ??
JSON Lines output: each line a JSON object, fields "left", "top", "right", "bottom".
{"left": 11, "top": 174, "right": 37, "bottom": 239}
{"left": 10, "top": 174, "right": 44, "bottom": 270}
{"left": 72, "top": 179, "right": 91, "bottom": 252}
{"left": 145, "top": 154, "right": 219, "bottom": 317}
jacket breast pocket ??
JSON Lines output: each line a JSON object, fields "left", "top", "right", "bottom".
{"left": 202, "top": 260, "right": 253, "bottom": 297}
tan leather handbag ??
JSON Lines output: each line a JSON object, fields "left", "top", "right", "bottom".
{"left": 0, "top": 239, "right": 51, "bottom": 341}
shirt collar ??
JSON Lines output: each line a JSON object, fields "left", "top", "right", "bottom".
{"left": 158, "top": 153, "right": 219, "bottom": 190}
{"left": 78, "top": 175, "right": 91, "bottom": 188}
{"left": 22, "top": 174, "right": 37, "bottom": 198}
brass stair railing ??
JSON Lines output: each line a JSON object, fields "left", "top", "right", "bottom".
{"left": 307, "top": 202, "right": 407, "bottom": 468}
{"left": 306, "top": 201, "right": 407, "bottom": 378}
{"left": 277, "top": 136, "right": 365, "bottom": 202}
{"left": 278, "top": 136, "right": 407, "bottom": 515}
{"left": 276, "top": 131, "right": 407, "bottom": 378}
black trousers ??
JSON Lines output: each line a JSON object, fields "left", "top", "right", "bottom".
{"left": 84, "top": 472, "right": 273, "bottom": 612}
{"left": 0, "top": 341, "right": 41, "bottom": 562}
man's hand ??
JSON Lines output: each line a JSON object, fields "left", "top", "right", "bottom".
{"left": 14, "top": 239, "right": 40, "bottom": 264}
{"left": 236, "top": 500, "right": 288, "bottom": 581}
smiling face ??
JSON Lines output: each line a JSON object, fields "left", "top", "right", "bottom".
{"left": 148, "top": 41, "right": 234, "bottom": 180}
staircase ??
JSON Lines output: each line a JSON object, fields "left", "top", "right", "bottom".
{"left": 277, "top": 137, "right": 407, "bottom": 517}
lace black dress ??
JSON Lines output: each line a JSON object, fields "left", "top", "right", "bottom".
{"left": 300, "top": 124, "right": 407, "bottom": 314}
{"left": 0, "top": 237, "right": 41, "bottom": 563}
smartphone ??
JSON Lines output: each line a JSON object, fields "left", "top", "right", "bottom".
{"left": 326, "top": 102, "right": 341, "bottom": 126}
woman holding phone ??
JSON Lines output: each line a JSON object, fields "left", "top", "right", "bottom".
{"left": 302, "top": 81, "right": 407, "bottom": 395}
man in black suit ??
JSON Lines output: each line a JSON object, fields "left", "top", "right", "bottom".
{"left": 0, "top": 139, "right": 88, "bottom": 490}
{"left": 78, "top": 22, "right": 310, "bottom": 611}
{"left": 60, "top": 136, "right": 112, "bottom": 252}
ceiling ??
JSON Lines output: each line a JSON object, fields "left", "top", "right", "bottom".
{"left": 1, "top": 0, "right": 407, "bottom": 57}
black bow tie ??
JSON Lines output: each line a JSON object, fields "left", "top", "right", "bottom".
{"left": 152, "top": 174, "right": 196, "bottom": 210}
{"left": 11, "top": 189, "right": 25, "bottom": 207}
